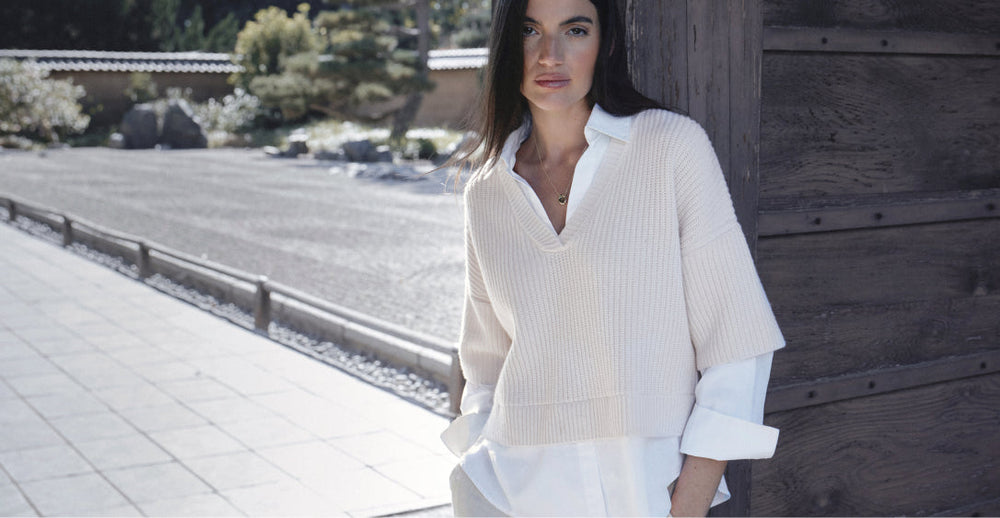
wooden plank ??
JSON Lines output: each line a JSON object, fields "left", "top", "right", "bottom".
{"left": 624, "top": 1, "right": 688, "bottom": 111}
{"left": 757, "top": 219, "right": 1000, "bottom": 309}
{"left": 727, "top": 0, "right": 763, "bottom": 255}
{"left": 769, "top": 295, "right": 1000, "bottom": 384}
{"left": 758, "top": 188, "right": 1000, "bottom": 236}
{"left": 760, "top": 53, "right": 1000, "bottom": 198}
{"left": 932, "top": 495, "right": 1000, "bottom": 517}
{"left": 753, "top": 374, "right": 1000, "bottom": 516}
{"left": 766, "top": 349, "right": 1000, "bottom": 413}
{"left": 764, "top": 27, "right": 1000, "bottom": 57}
{"left": 762, "top": 0, "right": 1000, "bottom": 35}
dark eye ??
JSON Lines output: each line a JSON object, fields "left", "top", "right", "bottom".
{"left": 522, "top": 25, "right": 537, "bottom": 36}
{"left": 568, "top": 27, "right": 588, "bottom": 36}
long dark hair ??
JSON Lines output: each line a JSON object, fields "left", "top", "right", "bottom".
{"left": 449, "top": 0, "right": 665, "bottom": 182}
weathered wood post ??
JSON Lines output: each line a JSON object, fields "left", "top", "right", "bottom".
{"left": 254, "top": 275, "right": 271, "bottom": 333}
{"left": 137, "top": 242, "right": 152, "bottom": 279}
{"left": 62, "top": 215, "right": 74, "bottom": 247}
{"left": 623, "top": 2, "right": 764, "bottom": 515}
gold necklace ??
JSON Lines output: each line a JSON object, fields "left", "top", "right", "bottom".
{"left": 532, "top": 132, "right": 570, "bottom": 206}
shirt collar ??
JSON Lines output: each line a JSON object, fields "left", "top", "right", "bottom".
{"left": 499, "top": 104, "right": 632, "bottom": 170}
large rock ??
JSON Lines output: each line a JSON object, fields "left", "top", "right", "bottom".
{"left": 342, "top": 139, "right": 377, "bottom": 162}
{"left": 159, "top": 99, "right": 207, "bottom": 149}
{"left": 120, "top": 104, "right": 158, "bottom": 149}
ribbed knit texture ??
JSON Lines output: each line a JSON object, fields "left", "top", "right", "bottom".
{"left": 459, "top": 109, "right": 785, "bottom": 446}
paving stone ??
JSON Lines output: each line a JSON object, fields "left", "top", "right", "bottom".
{"left": 0, "top": 356, "right": 60, "bottom": 379}
{"left": 157, "top": 377, "right": 238, "bottom": 403}
{"left": 92, "top": 383, "right": 175, "bottom": 410}
{"left": 216, "top": 416, "right": 315, "bottom": 449}
{"left": 221, "top": 480, "right": 347, "bottom": 517}
{"left": 0, "top": 484, "right": 37, "bottom": 516}
{"left": 257, "top": 441, "right": 365, "bottom": 484}
{"left": 75, "top": 434, "right": 173, "bottom": 471}
{"left": 128, "top": 360, "right": 202, "bottom": 383}
{"left": 0, "top": 416, "right": 65, "bottom": 452}
{"left": 6, "top": 372, "right": 83, "bottom": 397}
{"left": 182, "top": 451, "right": 292, "bottom": 491}
{"left": 104, "top": 462, "right": 212, "bottom": 504}
{"left": 73, "top": 503, "right": 144, "bottom": 516}
{"left": 319, "top": 466, "right": 420, "bottom": 513}
{"left": 372, "top": 454, "right": 456, "bottom": 500}
{"left": 136, "top": 493, "right": 245, "bottom": 517}
{"left": 118, "top": 403, "right": 209, "bottom": 432}
{"left": 19, "top": 473, "right": 130, "bottom": 516}
{"left": 185, "top": 397, "right": 279, "bottom": 424}
{"left": 0, "top": 379, "right": 16, "bottom": 400}
{"left": 105, "top": 346, "right": 179, "bottom": 367}
{"left": 27, "top": 391, "right": 109, "bottom": 419}
{"left": 0, "top": 444, "right": 94, "bottom": 482}
{"left": 149, "top": 425, "right": 246, "bottom": 459}
{"left": 0, "top": 398, "right": 38, "bottom": 424}
{"left": 330, "top": 430, "right": 438, "bottom": 468}
{"left": 49, "top": 412, "right": 137, "bottom": 444}
{"left": 0, "top": 341, "right": 37, "bottom": 360}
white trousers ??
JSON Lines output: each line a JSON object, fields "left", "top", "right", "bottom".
{"left": 450, "top": 464, "right": 508, "bottom": 517}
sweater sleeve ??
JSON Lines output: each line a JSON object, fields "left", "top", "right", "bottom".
{"left": 440, "top": 216, "right": 513, "bottom": 457}
{"left": 673, "top": 119, "right": 785, "bottom": 371}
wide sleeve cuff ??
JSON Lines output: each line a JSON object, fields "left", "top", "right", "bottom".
{"left": 679, "top": 404, "right": 779, "bottom": 460}
{"left": 440, "top": 411, "right": 490, "bottom": 457}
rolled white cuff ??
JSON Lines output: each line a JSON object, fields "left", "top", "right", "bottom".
{"left": 679, "top": 404, "right": 779, "bottom": 460}
{"left": 440, "top": 411, "right": 491, "bottom": 457}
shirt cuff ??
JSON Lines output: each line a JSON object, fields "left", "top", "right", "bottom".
{"left": 440, "top": 411, "right": 490, "bottom": 457}
{"left": 679, "top": 404, "right": 779, "bottom": 460}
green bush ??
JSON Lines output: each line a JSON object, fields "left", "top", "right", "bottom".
{"left": 193, "top": 88, "right": 262, "bottom": 134}
{"left": 0, "top": 59, "right": 90, "bottom": 143}
{"left": 231, "top": 4, "right": 319, "bottom": 89}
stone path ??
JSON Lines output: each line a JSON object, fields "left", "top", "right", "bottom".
{"left": 0, "top": 222, "right": 455, "bottom": 516}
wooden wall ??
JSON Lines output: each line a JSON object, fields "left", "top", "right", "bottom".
{"left": 626, "top": 0, "right": 1000, "bottom": 515}
{"left": 754, "top": 1, "right": 1000, "bottom": 515}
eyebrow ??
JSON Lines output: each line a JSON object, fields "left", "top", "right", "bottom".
{"left": 524, "top": 15, "right": 595, "bottom": 26}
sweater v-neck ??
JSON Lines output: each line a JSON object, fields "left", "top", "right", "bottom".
{"left": 499, "top": 137, "right": 626, "bottom": 251}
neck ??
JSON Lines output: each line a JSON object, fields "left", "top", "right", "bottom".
{"left": 529, "top": 102, "right": 592, "bottom": 163}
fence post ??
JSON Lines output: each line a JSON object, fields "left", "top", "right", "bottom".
{"left": 254, "top": 275, "right": 271, "bottom": 333}
{"left": 5, "top": 200, "right": 15, "bottom": 222}
{"left": 62, "top": 216, "right": 73, "bottom": 247}
{"left": 448, "top": 348, "right": 465, "bottom": 416}
{"left": 137, "top": 242, "right": 152, "bottom": 279}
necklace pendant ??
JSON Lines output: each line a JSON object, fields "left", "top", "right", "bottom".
{"left": 557, "top": 193, "right": 568, "bottom": 205}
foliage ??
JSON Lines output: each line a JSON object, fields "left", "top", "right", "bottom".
{"left": 0, "top": 0, "right": 302, "bottom": 52}
{"left": 0, "top": 59, "right": 90, "bottom": 143}
{"left": 234, "top": 2, "right": 431, "bottom": 125}
{"left": 231, "top": 4, "right": 319, "bottom": 89}
{"left": 193, "top": 88, "right": 262, "bottom": 134}
{"left": 124, "top": 72, "right": 159, "bottom": 104}
{"left": 432, "top": 0, "right": 491, "bottom": 48}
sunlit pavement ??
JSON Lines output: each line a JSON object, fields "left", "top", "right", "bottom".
{"left": 0, "top": 223, "right": 455, "bottom": 517}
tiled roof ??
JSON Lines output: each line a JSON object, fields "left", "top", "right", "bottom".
{"left": 0, "top": 50, "right": 242, "bottom": 74}
{"left": 0, "top": 48, "right": 488, "bottom": 74}
{"left": 428, "top": 48, "right": 487, "bottom": 70}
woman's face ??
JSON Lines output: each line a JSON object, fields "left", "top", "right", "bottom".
{"left": 520, "top": 0, "right": 601, "bottom": 115}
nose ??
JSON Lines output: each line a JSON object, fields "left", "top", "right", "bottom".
{"left": 537, "top": 34, "right": 563, "bottom": 66}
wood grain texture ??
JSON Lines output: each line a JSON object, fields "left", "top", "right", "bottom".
{"left": 624, "top": 1, "right": 687, "bottom": 111}
{"left": 760, "top": 52, "right": 1000, "bottom": 198}
{"left": 762, "top": 0, "right": 1000, "bottom": 34}
{"left": 764, "top": 27, "right": 1000, "bottom": 57}
{"left": 758, "top": 188, "right": 1000, "bottom": 236}
{"left": 758, "top": 219, "right": 1000, "bottom": 308}
{"left": 768, "top": 295, "right": 1000, "bottom": 385}
{"left": 753, "top": 374, "right": 1000, "bottom": 516}
{"left": 767, "top": 350, "right": 1000, "bottom": 412}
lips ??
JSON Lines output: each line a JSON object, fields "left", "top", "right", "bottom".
{"left": 535, "top": 75, "right": 570, "bottom": 89}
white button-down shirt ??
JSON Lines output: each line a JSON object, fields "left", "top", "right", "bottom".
{"left": 441, "top": 104, "right": 778, "bottom": 516}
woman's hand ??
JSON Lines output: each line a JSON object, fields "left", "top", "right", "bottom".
{"left": 669, "top": 455, "right": 727, "bottom": 517}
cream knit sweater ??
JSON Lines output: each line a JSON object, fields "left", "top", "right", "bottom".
{"left": 459, "top": 109, "right": 785, "bottom": 446}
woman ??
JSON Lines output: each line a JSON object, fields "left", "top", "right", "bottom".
{"left": 440, "top": 0, "right": 785, "bottom": 515}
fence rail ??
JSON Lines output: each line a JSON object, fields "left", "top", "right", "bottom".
{"left": 1, "top": 193, "right": 464, "bottom": 416}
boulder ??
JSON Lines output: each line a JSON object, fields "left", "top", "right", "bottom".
{"left": 285, "top": 132, "right": 309, "bottom": 157}
{"left": 108, "top": 133, "right": 126, "bottom": 149}
{"left": 159, "top": 99, "right": 207, "bottom": 149}
{"left": 342, "top": 139, "right": 377, "bottom": 162}
{"left": 120, "top": 104, "right": 158, "bottom": 149}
